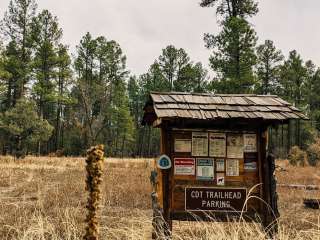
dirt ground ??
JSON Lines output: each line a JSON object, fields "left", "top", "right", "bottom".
{"left": 0, "top": 156, "right": 320, "bottom": 240}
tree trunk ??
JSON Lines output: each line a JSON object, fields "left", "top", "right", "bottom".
{"left": 287, "top": 121, "right": 291, "bottom": 156}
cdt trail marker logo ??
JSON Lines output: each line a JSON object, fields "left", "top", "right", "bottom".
{"left": 157, "top": 155, "right": 172, "bottom": 169}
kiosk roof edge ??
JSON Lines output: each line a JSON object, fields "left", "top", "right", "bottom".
{"left": 142, "top": 92, "right": 308, "bottom": 126}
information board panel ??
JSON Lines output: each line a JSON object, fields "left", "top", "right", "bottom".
{"left": 209, "top": 133, "right": 226, "bottom": 157}
{"left": 192, "top": 132, "right": 208, "bottom": 156}
{"left": 185, "top": 187, "right": 247, "bottom": 212}
{"left": 243, "top": 134, "right": 257, "bottom": 152}
{"left": 227, "top": 134, "right": 243, "bottom": 158}
{"left": 226, "top": 159, "right": 240, "bottom": 176}
{"left": 244, "top": 152, "right": 258, "bottom": 171}
{"left": 216, "top": 173, "right": 225, "bottom": 186}
{"left": 174, "top": 139, "right": 192, "bottom": 153}
{"left": 174, "top": 158, "right": 195, "bottom": 175}
{"left": 196, "top": 158, "right": 214, "bottom": 180}
{"left": 216, "top": 159, "right": 225, "bottom": 172}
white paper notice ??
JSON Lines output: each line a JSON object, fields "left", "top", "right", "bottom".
{"left": 216, "top": 159, "right": 225, "bottom": 172}
{"left": 244, "top": 162, "right": 257, "bottom": 171}
{"left": 209, "top": 133, "right": 226, "bottom": 157}
{"left": 226, "top": 159, "right": 240, "bottom": 176}
{"left": 243, "top": 134, "right": 257, "bottom": 152}
{"left": 227, "top": 134, "right": 244, "bottom": 158}
{"left": 196, "top": 158, "right": 214, "bottom": 180}
{"left": 174, "top": 139, "right": 192, "bottom": 152}
{"left": 217, "top": 173, "right": 225, "bottom": 186}
{"left": 174, "top": 158, "right": 195, "bottom": 175}
{"left": 192, "top": 132, "right": 208, "bottom": 156}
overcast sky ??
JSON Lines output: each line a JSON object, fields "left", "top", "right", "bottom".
{"left": 0, "top": 0, "right": 319, "bottom": 76}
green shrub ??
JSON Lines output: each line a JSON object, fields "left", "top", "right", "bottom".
{"left": 307, "top": 138, "right": 320, "bottom": 166}
{"left": 288, "top": 146, "right": 307, "bottom": 166}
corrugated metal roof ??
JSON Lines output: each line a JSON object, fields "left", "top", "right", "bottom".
{"left": 143, "top": 92, "right": 308, "bottom": 124}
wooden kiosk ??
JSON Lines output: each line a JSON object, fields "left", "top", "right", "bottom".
{"left": 142, "top": 92, "right": 307, "bottom": 238}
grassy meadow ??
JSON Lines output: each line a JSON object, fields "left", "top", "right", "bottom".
{"left": 0, "top": 156, "right": 320, "bottom": 239}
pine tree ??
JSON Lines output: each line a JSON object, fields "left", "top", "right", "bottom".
{"left": 157, "top": 45, "right": 190, "bottom": 90}
{"left": 201, "top": 0, "right": 258, "bottom": 93}
{"left": 0, "top": 98, "right": 53, "bottom": 158}
{"left": 304, "top": 60, "right": 320, "bottom": 130}
{"left": 30, "top": 9, "right": 64, "bottom": 153}
{"left": 54, "top": 44, "right": 72, "bottom": 151}
{"left": 200, "top": 0, "right": 258, "bottom": 19}
{"left": 256, "top": 40, "right": 284, "bottom": 94}
{"left": 73, "top": 33, "right": 132, "bottom": 155}
{"left": 31, "top": 9, "right": 63, "bottom": 120}
{"left": 0, "top": 0, "right": 37, "bottom": 104}
{"left": 0, "top": 43, "right": 11, "bottom": 111}
{"left": 109, "top": 79, "right": 134, "bottom": 157}
{"left": 128, "top": 76, "right": 142, "bottom": 124}
{"left": 150, "top": 45, "right": 208, "bottom": 93}
{"left": 279, "top": 50, "right": 307, "bottom": 149}
{"left": 74, "top": 32, "right": 98, "bottom": 149}
{"left": 279, "top": 50, "right": 306, "bottom": 107}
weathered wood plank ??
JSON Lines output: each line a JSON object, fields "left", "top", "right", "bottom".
{"left": 216, "top": 110, "right": 229, "bottom": 118}
{"left": 151, "top": 94, "right": 164, "bottom": 103}
{"left": 171, "top": 94, "right": 185, "bottom": 102}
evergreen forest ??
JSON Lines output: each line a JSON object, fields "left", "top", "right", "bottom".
{"left": 0, "top": 0, "right": 319, "bottom": 158}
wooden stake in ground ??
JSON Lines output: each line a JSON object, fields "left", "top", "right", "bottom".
{"left": 84, "top": 145, "right": 105, "bottom": 240}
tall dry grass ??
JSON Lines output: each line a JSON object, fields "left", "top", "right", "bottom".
{"left": 0, "top": 156, "right": 320, "bottom": 239}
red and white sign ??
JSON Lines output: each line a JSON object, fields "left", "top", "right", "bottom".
{"left": 174, "top": 158, "right": 195, "bottom": 175}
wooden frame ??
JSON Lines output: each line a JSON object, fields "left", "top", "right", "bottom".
{"left": 150, "top": 119, "right": 279, "bottom": 239}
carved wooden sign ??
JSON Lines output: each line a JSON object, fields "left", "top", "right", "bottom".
{"left": 185, "top": 187, "right": 247, "bottom": 212}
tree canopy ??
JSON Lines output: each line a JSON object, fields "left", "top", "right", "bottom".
{"left": 0, "top": 0, "right": 318, "bottom": 158}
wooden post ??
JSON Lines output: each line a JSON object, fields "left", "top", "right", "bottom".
{"left": 261, "top": 128, "right": 279, "bottom": 237}
{"left": 161, "top": 126, "right": 172, "bottom": 238}
{"left": 257, "top": 128, "right": 266, "bottom": 224}
{"left": 151, "top": 124, "right": 172, "bottom": 239}
{"left": 266, "top": 153, "right": 279, "bottom": 236}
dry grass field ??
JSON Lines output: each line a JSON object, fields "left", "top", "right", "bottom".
{"left": 1, "top": 156, "right": 320, "bottom": 239}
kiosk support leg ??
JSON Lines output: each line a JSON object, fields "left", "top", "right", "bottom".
{"left": 151, "top": 169, "right": 172, "bottom": 239}
{"left": 151, "top": 192, "right": 165, "bottom": 239}
{"left": 151, "top": 192, "right": 172, "bottom": 239}
{"left": 264, "top": 154, "right": 280, "bottom": 237}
